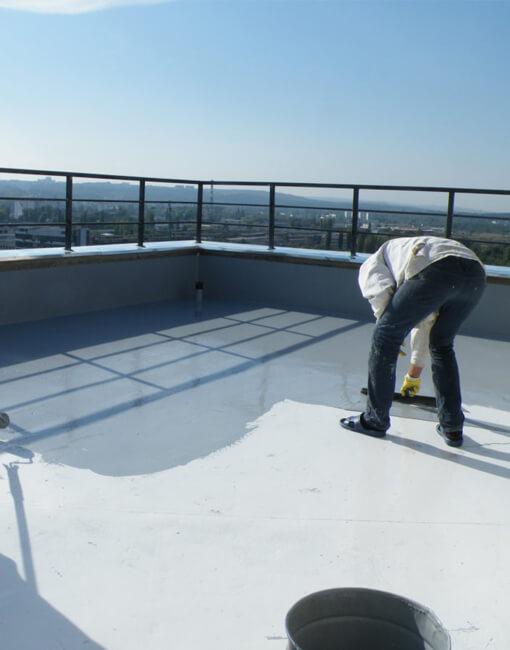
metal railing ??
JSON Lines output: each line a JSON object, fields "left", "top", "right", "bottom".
{"left": 1, "top": 167, "right": 510, "bottom": 265}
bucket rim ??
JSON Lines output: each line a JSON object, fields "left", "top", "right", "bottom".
{"left": 285, "top": 587, "right": 451, "bottom": 650}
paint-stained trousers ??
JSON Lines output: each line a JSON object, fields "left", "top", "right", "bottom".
{"left": 364, "top": 255, "right": 486, "bottom": 433}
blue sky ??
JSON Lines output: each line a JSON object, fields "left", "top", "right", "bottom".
{"left": 1, "top": 0, "right": 509, "bottom": 195}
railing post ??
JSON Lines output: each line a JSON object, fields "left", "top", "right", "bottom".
{"left": 138, "top": 179, "right": 145, "bottom": 247}
{"left": 350, "top": 187, "right": 359, "bottom": 257}
{"left": 196, "top": 182, "right": 203, "bottom": 243}
{"left": 446, "top": 191, "right": 455, "bottom": 239}
{"left": 65, "top": 174, "right": 73, "bottom": 251}
{"left": 269, "top": 184, "right": 275, "bottom": 250}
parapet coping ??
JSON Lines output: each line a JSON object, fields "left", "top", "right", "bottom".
{"left": 0, "top": 240, "right": 509, "bottom": 284}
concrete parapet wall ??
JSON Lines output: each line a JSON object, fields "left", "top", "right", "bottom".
{"left": 0, "top": 252, "right": 195, "bottom": 325}
{"left": 199, "top": 251, "right": 510, "bottom": 341}
{"left": 200, "top": 253, "right": 371, "bottom": 320}
{"left": 0, "top": 243, "right": 508, "bottom": 340}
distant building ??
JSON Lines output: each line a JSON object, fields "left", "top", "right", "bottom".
{"left": 15, "top": 226, "right": 89, "bottom": 248}
{"left": 16, "top": 226, "right": 66, "bottom": 248}
{"left": 360, "top": 212, "right": 371, "bottom": 231}
{"left": 11, "top": 201, "right": 34, "bottom": 220}
{"left": 0, "top": 226, "right": 15, "bottom": 249}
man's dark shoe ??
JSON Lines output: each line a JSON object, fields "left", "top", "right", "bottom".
{"left": 436, "top": 424, "right": 463, "bottom": 448}
{"left": 340, "top": 414, "right": 386, "bottom": 438}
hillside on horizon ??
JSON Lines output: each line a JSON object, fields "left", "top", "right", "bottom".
{"left": 2, "top": 176, "right": 506, "bottom": 217}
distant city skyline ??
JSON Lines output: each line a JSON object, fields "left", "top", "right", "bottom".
{"left": 1, "top": 0, "right": 509, "bottom": 213}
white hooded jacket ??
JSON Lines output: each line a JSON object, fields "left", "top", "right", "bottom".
{"left": 358, "top": 236, "right": 484, "bottom": 366}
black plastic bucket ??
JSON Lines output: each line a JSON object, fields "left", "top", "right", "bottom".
{"left": 286, "top": 588, "right": 450, "bottom": 650}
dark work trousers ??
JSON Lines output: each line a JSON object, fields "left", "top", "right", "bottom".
{"left": 364, "top": 256, "right": 487, "bottom": 433}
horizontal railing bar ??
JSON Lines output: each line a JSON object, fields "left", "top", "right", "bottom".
{"left": 0, "top": 196, "right": 66, "bottom": 202}
{"left": 275, "top": 203, "right": 351, "bottom": 212}
{"left": 0, "top": 197, "right": 197, "bottom": 205}
{"left": 5, "top": 219, "right": 509, "bottom": 233}
{"left": 363, "top": 208, "right": 447, "bottom": 217}
{"left": 71, "top": 222, "right": 197, "bottom": 228}
{"left": 72, "top": 198, "right": 139, "bottom": 204}
{"left": 448, "top": 234, "right": 510, "bottom": 245}
{"left": 450, "top": 212, "right": 510, "bottom": 222}
{"left": 186, "top": 203, "right": 510, "bottom": 221}
{"left": 202, "top": 201, "right": 268, "bottom": 209}
{"left": 275, "top": 204, "right": 450, "bottom": 218}
{"left": 73, "top": 222, "right": 153, "bottom": 227}
{"left": 2, "top": 196, "right": 505, "bottom": 221}
{"left": 201, "top": 221, "right": 265, "bottom": 228}
{"left": 212, "top": 180, "right": 510, "bottom": 196}
{"left": 0, "top": 198, "right": 198, "bottom": 206}
{"left": 2, "top": 167, "right": 510, "bottom": 196}
{"left": 1, "top": 221, "right": 198, "bottom": 227}
{"left": 0, "top": 167, "right": 202, "bottom": 185}
{"left": 4, "top": 220, "right": 509, "bottom": 231}
{"left": 9, "top": 224, "right": 508, "bottom": 241}
{"left": 145, "top": 220, "right": 195, "bottom": 225}
{"left": 201, "top": 221, "right": 352, "bottom": 235}
{"left": 8, "top": 222, "right": 139, "bottom": 228}
{"left": 275, "top": 224, "right": 350, "bottom": 234}
{"left": 358, "top": 229, "right": 440, "bottom": 239}
{"left": 1, "top": 223, "right": 66, "bottom": 228}
{"left": 70, "top": 199, "right": 197, "bottom": 206}
{"left": 4, "top": 199, "right": 506, "bottom": 221}
{"left": 139, "top": 200, "right": 197, "bottom": 205}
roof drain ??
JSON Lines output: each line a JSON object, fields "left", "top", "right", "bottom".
{"left": 286, "top": 588, "right": 450, "bottom": 650}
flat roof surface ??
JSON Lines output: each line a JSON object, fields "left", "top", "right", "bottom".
{"left": 0, "top": 299, "right": 509, "bottom": 649}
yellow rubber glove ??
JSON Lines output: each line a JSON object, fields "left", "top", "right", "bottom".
{"left": 399, "top": 341, "right": 406, "bottom": 357}
{"left": 400, "top": 374, "right": 421, "bottom": 397}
